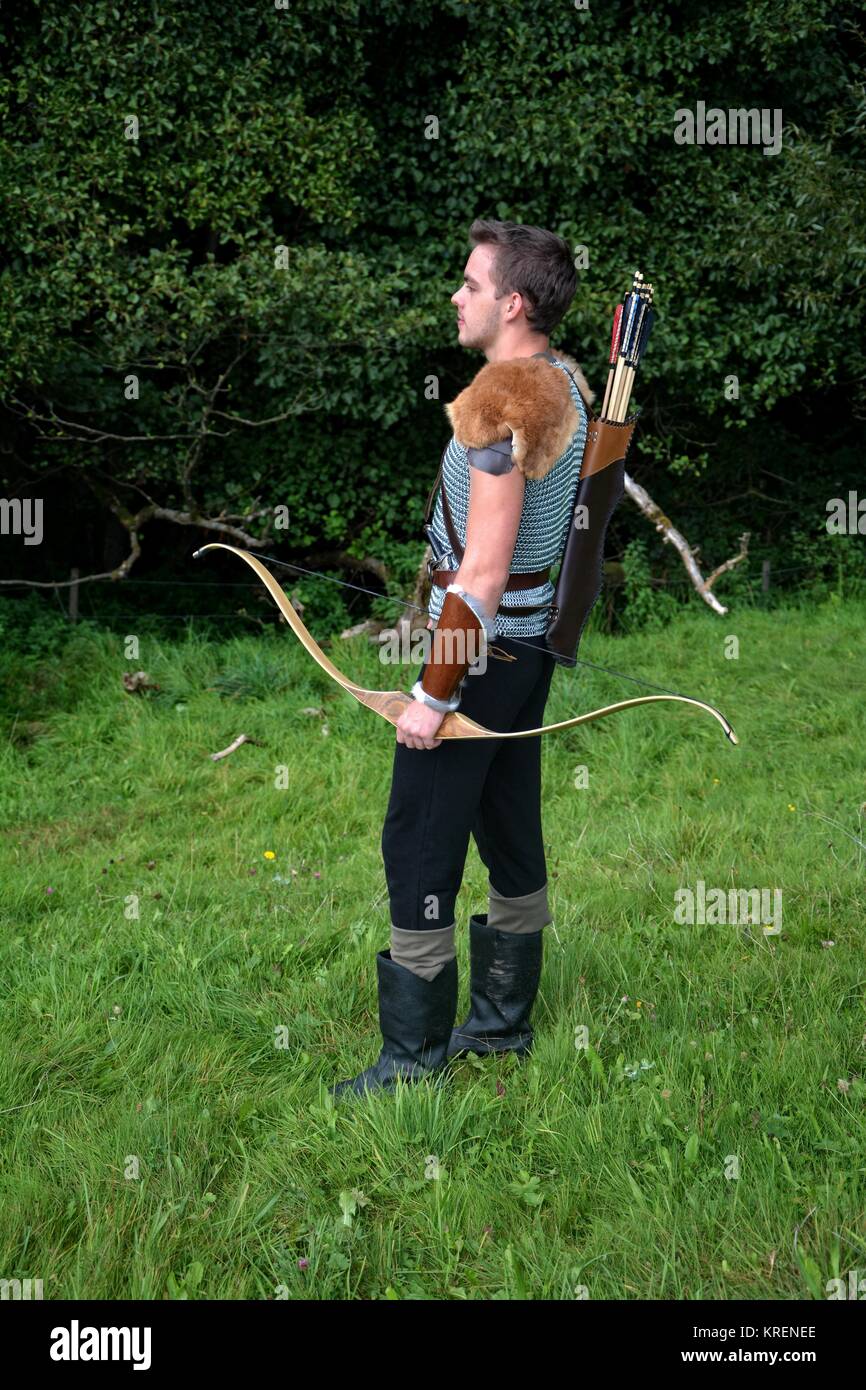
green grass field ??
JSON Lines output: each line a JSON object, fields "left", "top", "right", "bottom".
{"left": 1, "top": 596, "right": 864, "bottom": 1300}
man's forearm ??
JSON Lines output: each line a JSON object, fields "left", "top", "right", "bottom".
{"left": 449, "top": 565, "right": 506, "bottom": 620}
{"left": 414, "top": 576, "right": 498, "bottom": 713}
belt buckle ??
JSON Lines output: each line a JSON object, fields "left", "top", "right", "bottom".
{"left": 424, "top": 531, "right": 454, "bottom": 585}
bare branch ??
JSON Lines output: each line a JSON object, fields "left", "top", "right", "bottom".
{"left": 0, "top": 568, "right": 134, "bottom": 589}
{"left": 624, "top": 470, "right": 748, "bottom": 616}
{"left": 147, "top": 506, "right": 271, "bottom": 545}
{"left": 8, "top": 397, "right": 218, "bottom": 444}
{"left": 0, "top": 505, "right": 271, "bottom": 588}
{"left": 206, "top": 395, "right": 327, "bottom": 427}
{"left": 180, "top": 346, "right": 252, "bottom": 507}
{"left": 209, "top": 734, "right": 265, "bottom": 762}
{"left": 702, "top": 533, "right": 751, "bottom": 592}
{"left": 302, "top": 549, "right": 389, "bottom": 584}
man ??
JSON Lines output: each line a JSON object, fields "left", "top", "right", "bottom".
{"left": 331, "top": 219, "right": 594, "bottom": 1100}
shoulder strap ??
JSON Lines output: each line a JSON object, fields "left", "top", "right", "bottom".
{"left": 423, "top": 466, "right": 442, "bottom": 527}
{"left": 440, "top": 475, "right": 463, "bottom": 562}
{"left": 423, "top": 443, "right": 449, "bottom": 527}
{"left": 533, "top": 349, "right": 592, "bottom": 414}
{"left": 423, "top": 445, "right": 464, "bottom": 562}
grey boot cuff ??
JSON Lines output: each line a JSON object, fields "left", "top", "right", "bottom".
{"left": 390, "top": 922, "right": 457, "bottom": 981}
{"left": 487, "top": 881, "right": 552, "bottom": 935}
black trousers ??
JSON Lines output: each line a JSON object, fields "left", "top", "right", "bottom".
{"left": 381, "top": 634, "right": 556, "bottom": 933}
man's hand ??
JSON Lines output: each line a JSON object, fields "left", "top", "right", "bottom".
{"left": 396, "top": 699, "right": 445, "bottom": 750}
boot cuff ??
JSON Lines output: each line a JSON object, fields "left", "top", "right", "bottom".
{"left": 487, "top": 882, "right": 552, "bottom": 934}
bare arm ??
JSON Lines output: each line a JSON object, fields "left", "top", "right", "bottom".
{"left": 402, "top": 456, "right": 524, "bottom": 749}
{"left": 453, "top": 463, "right": 525, "bottom": 616}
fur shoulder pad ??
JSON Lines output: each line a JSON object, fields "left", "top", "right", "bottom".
{"left": 444, "top": 351, "right": 596, "bottom": 481}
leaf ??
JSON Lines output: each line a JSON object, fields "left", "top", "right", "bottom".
{"left": 252, "top": 1195, "right": 280, "bottom": 1227}
{"left": 587, "top": 1044, "right": 606, "bottom": 1086}
{"left": 338, "top": 1189, "right": 358, "bottom": 1226}
{"left": 795, "top": 1249, "right": 823, "bottom": 1300}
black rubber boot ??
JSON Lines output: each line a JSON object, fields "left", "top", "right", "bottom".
{"left": 330, "top": 950, "right": 458, "bottom": 1100}
{"left": 447, "top": 913, "right": 544, "bottom": 1059}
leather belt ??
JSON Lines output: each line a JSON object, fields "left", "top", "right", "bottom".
{"left": 430, "top": 566, "right": 550, "bottom": 593}
{"left": 429, "top": 566, "right": 552, "bottom": 616}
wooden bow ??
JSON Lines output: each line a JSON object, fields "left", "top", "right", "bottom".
{"left": 193, "top": 543, "right": 738, "bottom": 745}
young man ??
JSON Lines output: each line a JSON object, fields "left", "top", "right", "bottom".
{"left": 331, "top": 219, "right": 594, "bottom": 1100}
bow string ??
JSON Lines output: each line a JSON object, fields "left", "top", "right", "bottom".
{"left": 193, "top": 543, "right": 738, "bottom": 745}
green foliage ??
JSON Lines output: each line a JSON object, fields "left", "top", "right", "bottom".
{"left": 621, "top": 538, "right": 680, "bottom": 632}
{"left": 209, "top": 653, "right": 298, "bottom": 702}
{"left": 0, "top": 0, "right": 863, "bottom": 623}
{"left": 280, "top": 573, "right": 352, "bottom": 637}
{"left": 787, "top": 526, "right": 866, "bottom": 605}
{"left": 0, "top": 597, "right": 105, "bottom": 731}
{"left": 0, "top": 592, "right": 75, "bottom": 659}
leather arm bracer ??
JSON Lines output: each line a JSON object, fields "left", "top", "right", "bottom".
{"left": 413, "top": 585, "right": 496, "bottom": 713}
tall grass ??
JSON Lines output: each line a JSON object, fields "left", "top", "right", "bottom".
{"left": 0, "top": 595, "right": 864, "bottom": 1299}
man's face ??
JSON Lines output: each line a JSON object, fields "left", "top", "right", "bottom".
{"left": 451, "top": 244, "right": 509, "bottom": 351}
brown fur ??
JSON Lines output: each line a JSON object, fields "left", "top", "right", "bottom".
{"left": 444, "top": 350, "right": 596, "bottom": 482}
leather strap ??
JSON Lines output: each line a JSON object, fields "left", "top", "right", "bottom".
{"left": 440, "top": 472, "right": 463, "bottom": 561}
{"left": 531, "top": 349, "right": 594, "bottom": 413}
{"left": 430, "top": 567, "right": 549, "bottom": 592}
{"left": 431, "top": 575, "right": 549, "bottom": 615}
{"left": 423, "top": 445, "right": 448, "bottom": 527}
{"left": 493, "top": 600, "right": 549, "bottom": 616}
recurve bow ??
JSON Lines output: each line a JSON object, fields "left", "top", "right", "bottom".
{"left": 194, "top": 543, "right": 738, "bottom": 745}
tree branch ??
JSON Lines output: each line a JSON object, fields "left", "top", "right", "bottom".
{"left": 0, "top": 504, "right": 272, "bottom": 587}
{"left": 624, "top": 470, "right": 749, "bottom": 615}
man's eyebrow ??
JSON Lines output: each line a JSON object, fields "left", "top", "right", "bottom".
{"left": 463, "top": 273, "right": 481, "bottom": 287}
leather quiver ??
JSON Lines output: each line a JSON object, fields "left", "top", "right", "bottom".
{"left": 544, "top": 414, "right": 638, "bottom": 667}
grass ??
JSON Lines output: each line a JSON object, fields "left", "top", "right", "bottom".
{"left": 0, "top": 593, "right": 864, "bottom": 1300}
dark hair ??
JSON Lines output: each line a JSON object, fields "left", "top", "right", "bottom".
{"left": 468, "top": 219, "right": 576, "bottom": 336}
